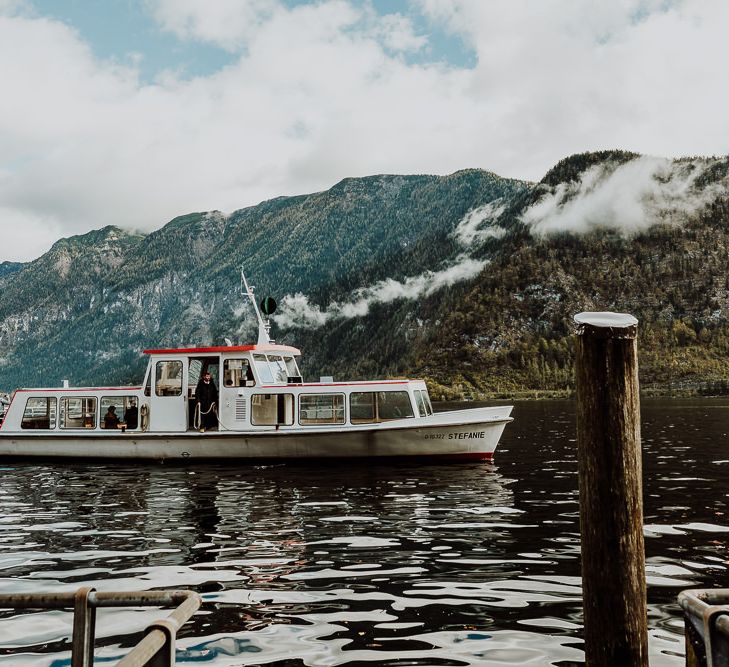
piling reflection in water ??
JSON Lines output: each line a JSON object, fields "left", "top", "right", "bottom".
{"left": 0, "top": 398, "right": 728, "bottom": 665}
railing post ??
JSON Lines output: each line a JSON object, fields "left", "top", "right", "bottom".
{"left": 574, "top": 312, "right": 648, "bottom": 667}
{"left": 147, "top": 620, "right": 176, "bottom": 667}
{"left": 71, "top": 587, "right": 96, "bottom": 667}
{"left": 0, "top": 588, "right": 200, "bottom": 667}
{"left": 679, "top": 589, "right": 729, "bottom": 667}
{"left": 685, "top": 616, "right": 705, "bottom": 667}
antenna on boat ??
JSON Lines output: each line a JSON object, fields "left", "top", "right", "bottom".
{"left": 241, "top": 269, "right": 274, "bottom": 345}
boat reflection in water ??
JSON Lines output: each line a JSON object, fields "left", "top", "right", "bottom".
{"left": 0, "top": 459, "right": 582, "bottom": 665}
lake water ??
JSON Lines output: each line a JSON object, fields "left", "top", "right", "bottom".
{"left": 0, "top": 397, "right": 728, "bottom": 666}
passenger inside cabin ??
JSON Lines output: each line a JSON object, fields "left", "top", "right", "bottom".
{"left": 104, "top": 405, "right": 120, "bottom": 429}
{"left": 124, "top": 399, "right": 138, "bottom": 429}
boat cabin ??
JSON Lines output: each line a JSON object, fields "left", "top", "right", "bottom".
{"left": 142, "top": 342, "right": 434, "bottom": 432}
{"left": 0, "top": 343, "right": 435, "bottom": 435}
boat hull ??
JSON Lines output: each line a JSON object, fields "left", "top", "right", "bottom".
{"left": 0, "top": 407, "right": 512, "bottom": 462}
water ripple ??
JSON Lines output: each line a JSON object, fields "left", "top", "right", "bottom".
{"left": 0, "top": 398, "right": 728, "bottom": 665}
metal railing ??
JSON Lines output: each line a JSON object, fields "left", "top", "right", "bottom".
{"left": 0, "top": 588, "right": 201, "bottom": 667}
{"left": 679, "top": 589, "right": 729, "bottom": 667}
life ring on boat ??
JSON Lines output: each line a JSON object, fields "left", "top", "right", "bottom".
{"left": 140, "top": 404, "right": 149, "bottom": 432}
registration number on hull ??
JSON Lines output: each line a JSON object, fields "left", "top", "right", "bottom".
{"left": 425, "top": 431, "right": 486, "bottom": 441}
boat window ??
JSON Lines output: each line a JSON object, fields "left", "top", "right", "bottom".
{"left": 350, "top": 392, "right": 376, "bottom": 424}
{"left": 155, "top": 360, "right": 183, "bottom": 396}
{"left": 61, "top": 397, "right": 97, "bottom": 429}
{"left": 414, "top": 391, "right": 427, "bottom": 417}
{"left": 143, "top": 369, "right": 151, "bottom": 397}
{"left": 377, "top": 391, "right": 415, "bottom": 420}
{"left": 251, "top": 393, "right": 294, "bottom": 425}
{"left": 350, "top": 391, "right": 414, "bottom": 424}
{"left": 223, "top": 359, "right": 255, "bottom": 387}
{"left": 267, "top": 355, "right": 288, "bottom": 383}
{"left": 299, "top": 394, "right": 345, "bottom": 425}
{"left": 421, "top": 390, "right": 434, "bottom": 416}
{"left": 21, "top": 397, "right": 57, "bottom": 430}
{"left": 284, "top": 356, "right": 300, "bottom": 378}
{"left": 253, "top": 354, "right": 274, "bottom": 384}
{"left": 100, "top": 396, "right": 139, "bottom": 430}
{"left": 188, "top": 359, "right": 203, "bottom": 388}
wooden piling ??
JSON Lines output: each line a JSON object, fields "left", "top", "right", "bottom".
{"left": 574, "top": 312, "right": 648, "bottom": 667}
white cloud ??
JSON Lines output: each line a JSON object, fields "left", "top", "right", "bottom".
{"left": 453, "top": 200, "right": 506, "bottom": 246}
{"left": 274, "top": 255, "right": 488, "bottom": 329}
{"left": 520, "top": 156, "right": 721, "bottom": 236}
{"left": 415, "top": 0, "right": 729, "bottom": 172}
{"left": 0, "top": 0, "right": 26, "bottom": 14}
{"left": 149, "top": 1, "right": 426, "bottom": 54}
{"left": 2, "top": 0, "right": 729, "bottom": 261}
{"left": 0, "top": 206, "right": 65, "bottom": 261}
{"left": 148, "top": 0, "right": 280, "bottom": 50}
{"left": 375, "top": 13, "right": 427, "bottom": 53}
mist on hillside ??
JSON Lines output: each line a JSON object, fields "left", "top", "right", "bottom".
{"left": 274, "top": 155, "right": 728, "bottom": 330}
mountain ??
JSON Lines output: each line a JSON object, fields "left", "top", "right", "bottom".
{"left": 1, "top": 152, "right": 729, "bottom": 398}
{"left": 0, "top": 170, "right": 526, "bottom": 389}
{"left": 0, "top": 262, "right": 24, "bottom": 281}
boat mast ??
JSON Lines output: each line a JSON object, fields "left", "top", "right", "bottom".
{"left": 241, "top": 270, "right": 273, "bottom": 345}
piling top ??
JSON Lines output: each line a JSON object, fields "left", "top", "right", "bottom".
{"left": 574, "top": 312, "right": 638, "bottom": 338}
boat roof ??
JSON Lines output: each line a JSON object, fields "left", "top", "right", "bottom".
{"left": 143, "top": 344, "right": 301, "bottom": 356}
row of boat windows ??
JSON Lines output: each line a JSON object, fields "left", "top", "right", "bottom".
{"left": 250, "top": 390, "right": 434, "bottom": 426}
{"left": 18, "top": 390, "right": 434, "bottom": 430}
{"left": 149, "top": 356, "right": 299, "bottom": 396}
{"left": 20, "top": 396, "right": 139, "bottom": 430}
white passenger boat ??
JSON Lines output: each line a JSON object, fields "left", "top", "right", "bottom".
{"left": 0, "top": 274, "right": 513, "bottom": 461}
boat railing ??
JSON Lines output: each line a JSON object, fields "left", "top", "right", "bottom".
{"left": 0, "top": 587, "right": 201, "bottom": 666}
{"left": 679, "top": 588, "right": 729, "bottom": 666}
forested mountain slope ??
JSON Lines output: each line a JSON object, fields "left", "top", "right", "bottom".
{"left": 0, "top": 170, "right": 526, "bottom": 389}
{"left": 0, "top": 262, "right": 23, "bottom": 280}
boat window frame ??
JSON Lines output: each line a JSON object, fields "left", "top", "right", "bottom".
{"left": 349, "top": 391, "right": 376, "bottom": 424}
{"left": 349, "top": 390, "right": 415, "bottom": 424}
{"left": 100, "top": 396, "right": 140, "bottom": 430}
{"left": 251, "top": 393, "right": 294, "bottom": 426}
{"left": 377, "top": 391, "right": 415, "bottom": 421}
{"left": 253, "top": 354, "right": 275, "bottom": 384}
{"left": 60, "top": 396, "right": 98, "bottom": 430}
{"left": 298, "top": 393, "right": 345, "bottom": 426}
{"left": 421, "top": 390, "right": 434, "bottom": 416}
{"left": 267, "top": 355, "right": 289, "bottom": 384}
{"left": 155, "top": 360, "right": 183, "bottom": 397}
{"left": 20, "top": 396, "right": 57, "bottom": 430}
{"left": 223, "top": 358, "right": 255, "bottom": 388}
{"left": 284, "top": 356, "right": 300, "bottom": 380}
{"left": 414, "top": 390, "right": 428, "bottom": 417}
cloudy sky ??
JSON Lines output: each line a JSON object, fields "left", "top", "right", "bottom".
{"left": 0, "top": 0, "right": 727, "bottom": 262}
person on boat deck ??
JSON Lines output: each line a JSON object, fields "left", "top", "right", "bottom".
{"left": 195, "top": 370, "right": 218, "bottom": 431}
{"left": 104, "top": 405, "right": 120, "bottom": 429}
{"left": 124, "top": 400, "right": 138, "bottom": 430}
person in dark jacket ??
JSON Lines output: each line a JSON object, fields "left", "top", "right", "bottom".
{"left": 124, "top": 399, "right": 138, "bottom": 430}
{"left": 104, "top": 405, "right": 120, "bottom": 429}
{"left": 195, "top": 370, "right": 218, "bottom": 431}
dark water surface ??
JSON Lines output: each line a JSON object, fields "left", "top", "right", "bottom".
{"left": 1, "top": 398, "right": 728, "bottom": 666}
